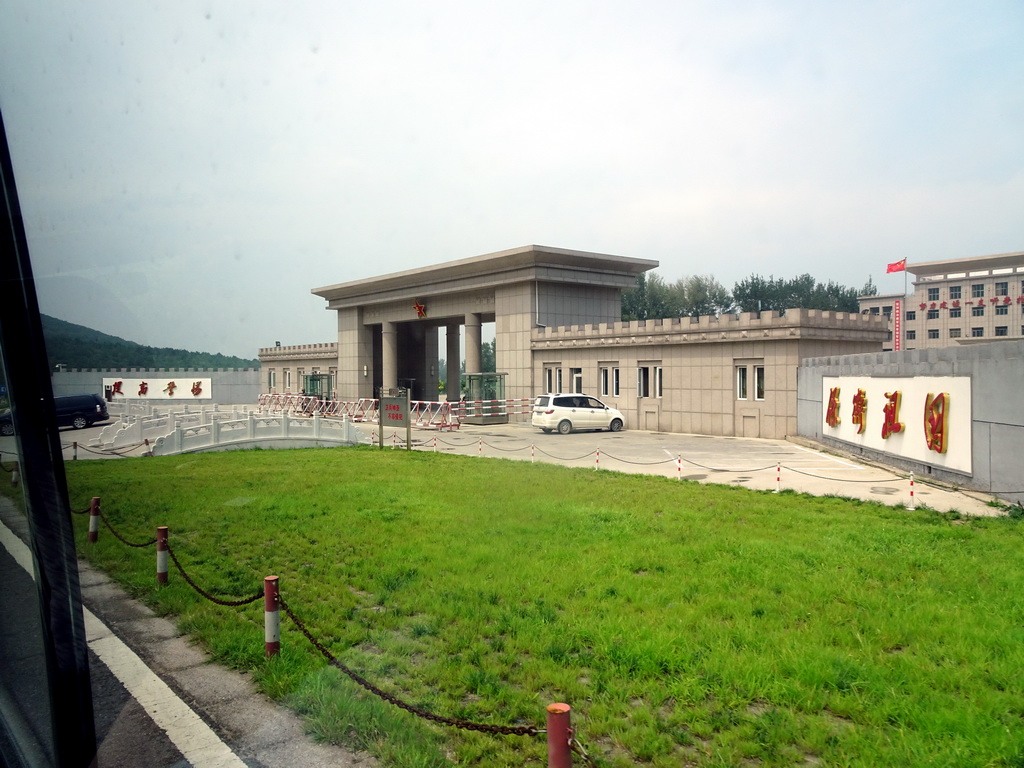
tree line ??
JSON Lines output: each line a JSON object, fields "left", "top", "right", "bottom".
{"left": 621, "top": 272, "right": 877, "bottom": 321}
{"left": 41, "top": 315, "right": 260, "bottom": 370}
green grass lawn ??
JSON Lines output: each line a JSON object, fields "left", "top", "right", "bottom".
{"left": 67, "top": 447, "right": 1024, "bottom": 767}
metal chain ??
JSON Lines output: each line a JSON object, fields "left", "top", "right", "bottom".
{"left": 165, "top": 543, "right": 265, "bottom": 607}
{"left": 571, "top": 736, "right": 597, "bottom": 766}
{"left": 277, "top": 594, "right": 542, "bottom": 737}
{"left": 99, "top": 512, "right": 157, "bottom": 548}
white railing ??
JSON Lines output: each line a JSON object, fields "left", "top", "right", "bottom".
{"left": 151, "top": 412, "right": 362, "bottom": 456}
{"left": 98, "top": 406, "right": 254, "bottom": 450}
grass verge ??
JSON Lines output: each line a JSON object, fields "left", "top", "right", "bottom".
{"left": 67, "top": 447, "right": 1024, "bottom": 767}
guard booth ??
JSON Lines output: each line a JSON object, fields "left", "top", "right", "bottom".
{"left": 461, "top": 372, "right": 508, "bottom": 425}
{"left": 303, "top": 373, "right": 334, "bottom": 399}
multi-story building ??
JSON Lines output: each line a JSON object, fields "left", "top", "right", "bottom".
{"left": 859, "top": 250, "right": 1024, "bottom": 350}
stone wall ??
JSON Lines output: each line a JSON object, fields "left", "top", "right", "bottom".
{"left": 797, "top": 340, "right": 1024, "bottom": 505}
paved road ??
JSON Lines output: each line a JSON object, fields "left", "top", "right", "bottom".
{"left": 4, "top": 417, "right": 1004, "bottom": 517}
{"left": 358, "top": 420, "right": 1004, "bottom": 517}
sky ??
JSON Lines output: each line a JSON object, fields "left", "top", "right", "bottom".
{"left": 0, "top": 1, "right": 1022, "bottom": 359}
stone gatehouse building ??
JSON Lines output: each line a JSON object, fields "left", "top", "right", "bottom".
{"left": 259, "top": 245, "right": 888, "bottom": 439}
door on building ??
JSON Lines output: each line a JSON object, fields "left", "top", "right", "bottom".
{"left": 303, "top": 373, "right": 333, "bottom": 398}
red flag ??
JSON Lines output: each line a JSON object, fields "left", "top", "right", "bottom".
{"left": 886, "top": 258, "right": 906, "bottom": 273}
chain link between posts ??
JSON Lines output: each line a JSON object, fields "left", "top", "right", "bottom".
{"left": 277, "top": 594, "right": 543, "bottom": 738}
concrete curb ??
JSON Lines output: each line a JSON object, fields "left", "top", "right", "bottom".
{"left": 79, "top": 560, "right": 377, "bottom": 768}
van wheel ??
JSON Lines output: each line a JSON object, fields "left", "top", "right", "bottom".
{"left": 1, "top": 423, "right": 14, "bottom": 436}
{"left": 557, "top": 420, "right": 572, "bottom": 435}
{"left": 609, "top": 418, "right": 623, "bottom": 432}
{"left": 72, "top": 416, "right": 88, "bottom": 430}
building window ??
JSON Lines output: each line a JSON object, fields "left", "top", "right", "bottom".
{"left": 545, "top": 367, "right": 561, "bottom": 393}
{"left": 927, "top": 287, "right": 940, "bottom": 301}
{"left": 972, "top": 327, "right": 984, "bottom": 337}
{"left": 906, "top": 310, "right": 916, "bottom": 321}
{"left": 754, "top": 366, "right": 765, "bottom": 401}
{"left": 599, "top": 366, "right": 619, "bottom": 397}
{"left": 906, "top": 330, "right": 917, "bottom": 340}
{"left": 927, "top": 329, "right": 939, "bottom": 339}
{"left": 926, "top": 309, "right": 939, "bottom": 320}
{"left": 882, "top": 305, "right": 893, "bottom": 316}
{"left": 972, "top": 304, "right": 985, "bottom": 317}
{"left": 285, "top": 370, "right": 292, "bottom": 390}
{"left": 736, "top": 366, "right": 748, "bottom": 400}
{"left": 570, "top": 368, "right": 583, "bottom": 393}
{"left": 995, "top": 326, "right": 1008, "bottom": 337}
{"left": 996, "top": 304, "right": 1009, "bottom": 316}
{"left": 972, "top": 284, "right": 985, "bottom": 298}
{"left": 267, "top": 370, "right": 276, "bottom": 390}
{"left": 637, "top": 365, "right": 663, "bottom": 398}
{"left": 949, "top": 328, "right": 961, "bottom": 338}
{"left": 950, "top": 307, "right": 962, "bottom": 318}
{"left": 949, "top": 286, "right": 962, "bottom": 300}
{"left": 996, "top": 281, "right": 1009, "bottom": 296}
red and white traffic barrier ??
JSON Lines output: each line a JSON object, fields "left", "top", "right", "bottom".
{"left": 264, "top": 575, "right": 280, "bottom": 657}
{"left": 156, "top": 526, "right": 169, "bottom": 585}
{"left": 88, "top": 497, "right": 101, "bottom": 543}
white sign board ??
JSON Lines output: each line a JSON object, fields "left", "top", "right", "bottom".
{"left": 103, "top": 377, "right": 213, "bottom": 401}
{"left": 822, "top": 376, "right": 972, "bottom": 475}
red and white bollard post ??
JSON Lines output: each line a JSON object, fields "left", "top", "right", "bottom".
{"left": 908, "top": 473, "right": 916, "bottom": 510}
{"left": 677, "top": 455, "right": 682, "bottom": 480}
{"left": 595, "top": 449, "right": 600, "bottom": 470}
{"left": 774, "top": 462, "right": 781, "bottom": 493}
{"left": 531, "top": 444, "right": 536, "bottom": 463}
{"left": 264, "top": 575, "right": 280, "bottom": 657}
{"left": 546, "top": 702, "right": 573, "bottom": 768}
{"left": 9, "top": 461, "right": 18, "bottom": 488}
{"left": 156, "top": 526, "right": 169, "bottom": 585}
{"left": 87, "top": 497, "right": 101, "bottom": 543}
{"left": 72, "top": 442, "right": 78, "bottom": 460}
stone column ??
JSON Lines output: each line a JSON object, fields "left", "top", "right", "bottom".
{"left": 382, "top": 321, "right": 398, "bottom": 393}
{"left": 446, "top": 323, "right": 461, "bottom": 401}
{"left": 464, "top": 313, "right": 481, "bottom": 375}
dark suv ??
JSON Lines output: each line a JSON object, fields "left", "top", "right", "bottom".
{"left": 55, "top": 394, "right": 110, "bottom": 430}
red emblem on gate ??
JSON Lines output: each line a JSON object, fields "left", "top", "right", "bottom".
{"left": 413, "top": 300, "right": 427, "bottom": 319}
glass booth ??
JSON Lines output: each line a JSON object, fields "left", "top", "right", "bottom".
{"left": 461, "top": 372, "right": 508, "bottom": 424}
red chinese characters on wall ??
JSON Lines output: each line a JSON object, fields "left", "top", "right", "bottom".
{"left": 111, "top": 381, "right": 124, "bottom": 395}
{"left": 825, "top": 387, "right": 841, "bottom": 428}
{"left": 881, "top": 391, "right": 905, "bottom": 439}
{"left": 851, "top": 389, "right": 867, "bottom": 434}
{"left": 924, "top": 392, "right": 950, "bottom": 454}
{"left": 164, "top": 381, "right": 177, "bottom": 396}
{"left": 191, "top": 381, "right": 203, "bottom": 396}
{"left": 138, "top": 382, "right": 148, "bottom": 396}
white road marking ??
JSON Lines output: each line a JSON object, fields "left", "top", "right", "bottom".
{"left": 0, "top": 519, "right": 245, "bottom": 768}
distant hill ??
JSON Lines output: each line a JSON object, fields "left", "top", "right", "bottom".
{"left": 41, "top": 315, "right": 260, "bottom": 370}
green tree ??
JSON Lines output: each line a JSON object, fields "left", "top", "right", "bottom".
{"left": 732, "top": 274, "right": 864, "bottom": 314}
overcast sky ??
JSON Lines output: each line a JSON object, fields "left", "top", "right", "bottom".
{"left": 1, "top": 1, "right": 1021, "bottom": 359}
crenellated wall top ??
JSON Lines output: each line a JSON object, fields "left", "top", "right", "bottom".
{"left": 258, "top": 343, "right": 339, "bottom": 360}
{"left": 531, "top": 308, "right": 888, "bottom": 348}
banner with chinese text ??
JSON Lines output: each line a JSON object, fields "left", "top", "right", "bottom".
{"left": 821, "top": 375, "right": 971, "bottom": 474}
{"left": 102, "top": 378, "right": 213, "bottom": 400}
